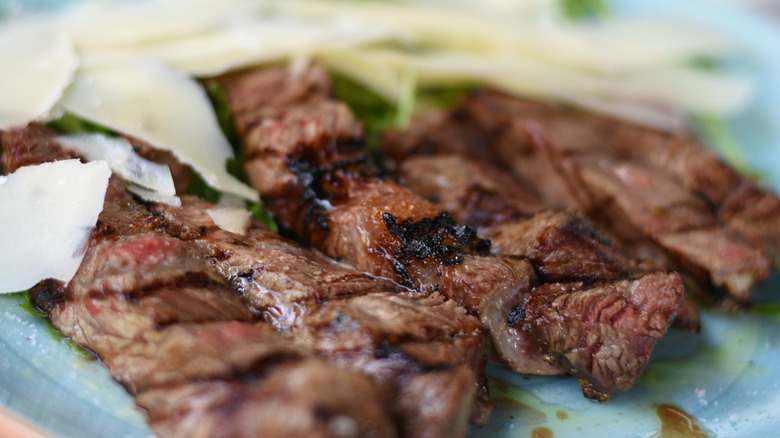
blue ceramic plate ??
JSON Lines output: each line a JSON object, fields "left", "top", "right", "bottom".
{"left": 1, "top": 1, "right": 780, "bottom": 437}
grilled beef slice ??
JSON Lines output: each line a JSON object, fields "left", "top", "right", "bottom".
{"left": 379, "top": 123, "right": 689, "bottom": 399}
{"left": 384, "top": 152, "right": 640, "bottom": 283}
{"left": 217, "top": 65, "right": 565, "bottom": 381}
{"left": 463, "top": 92, "right": 780, "bottom": 270}
{"left": 454, "top": 91, "right": 771, "bottom": 301}
{"left": 2, "top": 125, "right": 476, "bottom": 438}
{"left": 522, "top": 272, "right": 683, "bottom": 401}
{"left": 380, "top": 124, "right": 699, "bottom": 319}
{"left": 215, "top": 63, "right": 687, "bottom": 400}
{"left": 154, "top": 198, "right": 492, "bottom": 434}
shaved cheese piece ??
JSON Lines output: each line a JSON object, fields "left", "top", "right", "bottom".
{"left": 0, "top": 160, "right": 111, "bottom": 294}
{"left": 127, "top": 184, "right": 182, "bottom": 207}
{"left": 0, "top": 19, "right": 78, "bottom": 129}
{"left": 62, "top": 0, "right": 266, "bottom": 50}
{"left": 58, "top": 62, "right": 259, "bottom": 201}
{"left": 83, "top": 17, "right": 394, "bottom": 77}
{"left": 207, "top": 206, "right": 251, "bottom": 235}
{"left": 56, "top": 133, "right": 177, "bottom": 198}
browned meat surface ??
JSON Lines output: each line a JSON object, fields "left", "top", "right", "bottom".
{"left": 379, "top": 121, "right": 692, "bottom": 396}
{"left": 155, "top": 198, "right": 407, "bottom": 329}
{"left": 381, "top": 128, "right": 702, "bottom": 331}
{"left": 137, "top": 361, "right": 395, "bottom": 438}
{"left": 156, "top": 198, "right": 493, "bottom": 433}
{"left": 4, "top": 125, "right": 481, "bottom": 438}
{"left": 389, "top": 154, "right": 547, "bottom": 231}
{"left": 387, "top": 153, "right": 639, "bottom": 283}
{"left": 2, "top": 123, "right": 81, "bottom": 171}
{"left": 218, "top": 64, "right": 568, "bottom": 382}
{"left": 719, "top": 181, "right": 780, "bottom": 269}
{"left": 379, "top": 109, "right": 496, "bottom": 173}
{"left": 217, "top": 63, "right": 692, "bottom": 401}
{"left": 454, "top": 91, "right": 773, "bottom": 300}
{"left": 576, "top": 157, "right": 769, "bottom": 300}
{"left": 522, "top": 272, "right": 684, "bottom": 401}
{"left": 28, "top": 198, "right": 395, "bottom": 438}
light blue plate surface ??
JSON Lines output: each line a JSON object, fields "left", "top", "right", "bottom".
{"left": 1, "top": 1, "right": 779, "bottom": 437}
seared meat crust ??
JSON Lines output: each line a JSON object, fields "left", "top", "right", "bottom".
{"left": 218, "top": 65, "right": 553, "bottom": 381}
{"left": 3, "top": 125, "right": 486, "bottom": 438}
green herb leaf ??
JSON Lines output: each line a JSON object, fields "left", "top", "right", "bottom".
{"left": 692, "top": 115, "right": 753, "bottom": 178}
{"left": 247, "top": 201, "right": 279, "bottom": 232}
{"left": 561, "top": 0, "right": 609, "bottom": 20}
{"left": 47, "top": 112, "right": 116, "bottom": 136}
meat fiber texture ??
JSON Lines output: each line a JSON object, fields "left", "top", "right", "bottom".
{"left": 217, "top": 63, "right": 685, "bottom": 401}
{"left": 1, "top": 125, "right": 489, "bottom": 438}
{"left": 378, "top": 111, "right": 693, "bottom": 399}
{"left": 217, "top": 65, "right": 559, "bottom": 380}
{"left": 452, "top": 91, "right": 774, "bottom": 302}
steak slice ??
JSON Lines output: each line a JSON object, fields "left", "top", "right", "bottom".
{"left": 28, "top": 195, "right": 397, "bottom": 438}
{"left": 522, "top": 272, "right": 684, "bottom": 401}
{"left": 577, "top": 157, "right": 769, "bottom": 301}
{"left": 455, "top": 92, "right": 772, "bottom": 300}
{"left": 3, "top": 126, "right": 399, "bottom": 438}
{"left": 379, "top": 121, "right": 691, "bottom": 397}
{"left": 467, "top": 92, "right": 780, "bottom": 268}
{"left": 155, "top": 198, "right": 492, "bottom": 432}
{"left": 136, "top": 360, "right": 395, "bottom": 438}
{"left": 387, "top": 153, "right": 640, "bottom": 282}
{"left": 218, "top": 63, "right": 553, "bottom": 383}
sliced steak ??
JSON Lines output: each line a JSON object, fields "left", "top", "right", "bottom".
{"left": 379, "top": 121, "right": 692, "bottom": 397}
{"left": 2, "top": 125, "right": 406, "bottom": 438}
{"left": 136, "top": 360, "right": 396, "bottom": 438}
{"left": 455, "top": 91, "right": 772, "bottom": 300}
{"left": 155, "top": 197, "right": 492, "bottom": 432}
{"left": 217, "top": 64, "right": 561, "bottom": 382}
{"left": 522, "top": 272, "right": 684, "bottom": 401}
{"left": 577, "top": 157, "right": 769, "bottom": 300}
{"left": 386, "top": 153, "right": 639, "bottom": 282}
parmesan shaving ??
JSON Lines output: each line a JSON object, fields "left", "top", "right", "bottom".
{"left": 127, "top": 184, "right": 182, "bottom": 207}
{"left": 58, "top": 62, "right": 259, "bottom": 201}
{"left": 207, "top": 206, "right": 252, "bottom": 235}
{"left": 0, "top": 160, "right": 111, "bottom": 294}
{"left": 0, "top": 19, "right": 78, "bottom": 129}
{"left": 56, "top": 133, "right": 177, "bottom": 199}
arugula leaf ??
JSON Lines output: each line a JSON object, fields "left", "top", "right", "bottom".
{"left": 561, "top": 0, "right": 609, "bottom": 20}
{"left": 330, "top": 72, "right": 399, "bottom": 152}
{"left": 692, "top": 115, "right": 753, "bottom": 178}
{"left": 47, "top": 112, "right": 116, "bottom": 136}
{"left": 247, "top": 201, "right": 279, "bottom": 233}
{"left": 331, "top": 70, "right": 474, "bottom": 154}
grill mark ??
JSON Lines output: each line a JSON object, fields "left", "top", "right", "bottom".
{"left": 382, "top": 212, "right": 491, "bottom": 266}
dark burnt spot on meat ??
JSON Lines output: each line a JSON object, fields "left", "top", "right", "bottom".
{"left": 29, "top": 279, "right": 67, "bottom": 313}
{"left": 237, "top": 270, "right": 254, "bottom": 279}
{"left": 390, "top": 259, "right": 413, "bottom": 287}
{"left": 91, "top": 220, "right": 117, "bottom": 240}
{"left": 560, "top": 216, "right": 614, "bottom": 251}
{"left": 373, "top": 340, "right": 399, "bottom": 359}
{"left": 506, "top": 305, "right": 525, "bottom": 328}
{"left": 382, "top": 212, "right": 491, "bottom": 267}
{"left": 285, "top": 143, "right": 375, "bottom": 234}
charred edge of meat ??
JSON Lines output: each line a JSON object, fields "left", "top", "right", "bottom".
{"left": 383, "top": 212, "right": 492, "bottom": 271}
{"left": 88, "top": 271, "right": 227, "bottom": 303}
{"left": 373, "top": 340, "right": 454, "bottom": 375}
{"left": 28, "top": 279, "right": 67, "bottom": 313}
{"left": 285, "top": 141, "right": 376, "bottom": 232}
{"left": 506, "top": 305, "right": 525, "bottom": 328}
